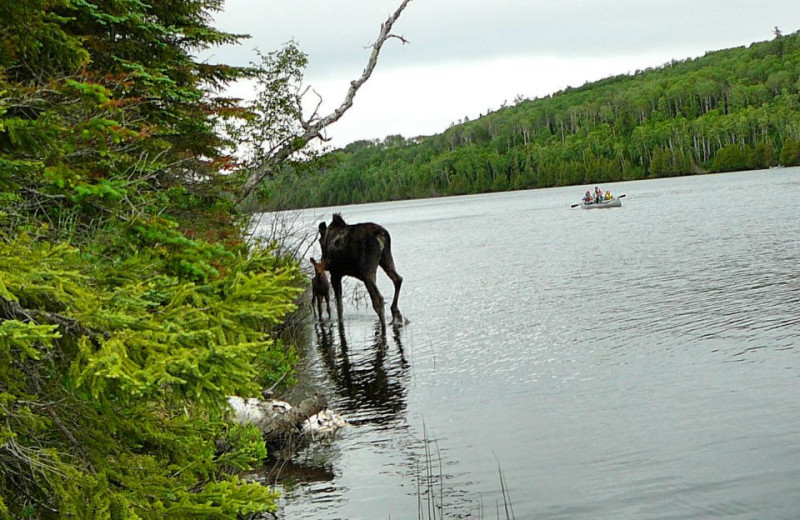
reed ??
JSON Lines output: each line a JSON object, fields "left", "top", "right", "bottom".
{"left": 413, "top": 426, "right": 515, "bottom": 520}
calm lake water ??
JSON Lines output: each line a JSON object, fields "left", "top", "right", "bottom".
{"left": 253, "top": 168, "right": 800, "bottom": 519}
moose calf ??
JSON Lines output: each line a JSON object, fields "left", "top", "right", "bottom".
{"left": 310, "top": 257, "right": 331, "bottom": 319}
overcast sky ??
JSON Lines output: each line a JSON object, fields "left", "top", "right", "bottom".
{"left": 203, "top": 0, "right": 800, "bottom": 148}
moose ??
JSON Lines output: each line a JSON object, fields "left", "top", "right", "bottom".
{"left": 310, "top": 257, "right": 331, "bottom": 319}
{"left": 318, "top": 213, "right": 403, "bottom": 326}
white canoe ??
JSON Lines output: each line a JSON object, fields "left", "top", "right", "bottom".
{"left": 581, "top": 197, "right": 622, "bottom": 209}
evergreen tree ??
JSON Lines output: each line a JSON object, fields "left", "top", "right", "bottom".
{"left": 1, "top": 0, "right": 305, "bottom": 517}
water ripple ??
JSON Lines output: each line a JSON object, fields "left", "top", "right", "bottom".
{"left": 277, "top": 168, "right": 800, "bottom": 519}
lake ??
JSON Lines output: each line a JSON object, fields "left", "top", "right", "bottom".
{"left": 252, "top": 168, "right": 800, "bottom": 519}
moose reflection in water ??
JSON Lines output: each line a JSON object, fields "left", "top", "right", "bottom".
{"left": 302, "top": 322, "right": 476, "bottom": 517}
{"left": 318, "top": 214, "right": 403, "bottom": 328}
{"left": 313, "top": 321, "right": 409, "bottom": 423}
{"left": 248, "top": 323, "right": 409, "bottom": 494}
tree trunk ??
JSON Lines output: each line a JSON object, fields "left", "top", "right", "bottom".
{"left": 259, "top": 394, "right": 328, "bottom": 439}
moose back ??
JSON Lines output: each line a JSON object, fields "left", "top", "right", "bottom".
{"left": 318, "top": 213, "right": 403, "bottom": 326}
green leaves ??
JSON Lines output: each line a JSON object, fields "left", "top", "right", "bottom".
{"left": 0, "top": 0, "right": 308, "bottom": 516}
{"left": 0, "top": 0, "right": 89, "bottom": 75}
{"left": 1, "top": 232, "right": 302, "bottom": 517}
{"left": 0, "top": 320, "right": 61, "bottom": 362}
{"left": 73, "top": 179, "right": 127, "bottom": 202}
{"left": 215, "top": 424, "right": 268, "bottom": 471}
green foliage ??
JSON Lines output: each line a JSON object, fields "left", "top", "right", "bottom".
{"left": 227, "top": 42, "right": 310, "bottom": 167}
{"left": 779, "top": 137, "right": 800, "bottom": 165}
{"left": 0, "top": 0, "right": 257, "bottom": 243}
{"left": 259, "top": 30, "right": 800, "bottom": 208}
{"left": 216, "top": 424, "right": 269, "bottom": 471}
{"left": 0, "top": 233, "right": 303, "bottom": 518}
{"left": 0, "top": 0, "right": 311, "bottom": 517}
{"left": 711, "top": 144, "right": 747, "bottom": 172}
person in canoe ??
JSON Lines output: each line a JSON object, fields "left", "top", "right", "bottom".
{"left": 583, "top": 190, "right": 594, "bottom": 204}
{"left": 604, "top": 190, "right": 613, "bottom": 201}
{"left": 594, "top": 186, "right": 603, "bottom": 203}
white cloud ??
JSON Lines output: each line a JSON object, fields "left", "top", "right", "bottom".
{"left": 307, "top": 52, "right": 685, "bottom": 147}
{"left": 204, "top": 0, "right": 800, "bottom": 147}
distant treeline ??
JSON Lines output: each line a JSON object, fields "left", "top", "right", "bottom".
{"left": 258, "top": 31, "right": 800, "bottom": 209}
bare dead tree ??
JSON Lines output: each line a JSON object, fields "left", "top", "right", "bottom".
{"left": 238, "top": 0, "right": 413, "bottom": 202}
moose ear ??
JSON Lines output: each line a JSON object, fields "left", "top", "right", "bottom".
{"left": 318, "top": 222, "right": 327, "bottom": 234}
{"left": 310, "top": 257, "right": 317, "bottom": 265}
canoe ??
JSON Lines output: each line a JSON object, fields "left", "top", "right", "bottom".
{"left": 581, "top": 197, "right": 622, "bottom": 209}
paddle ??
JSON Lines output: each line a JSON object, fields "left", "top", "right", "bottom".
{"left": 570, "top": 193, "right": 626, "bottom": 208}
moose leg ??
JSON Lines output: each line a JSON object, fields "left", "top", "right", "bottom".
{"left": 324, "top": 293, "right": 331, "bottom": 318}
{"left": 388, "top": 271, "right": 403, "bottom": 322}
{"left": 363, "top": 275, "right": 386, "bottom": 326}
{"left": 380, "top": 253, "right": 403, "bottom": 323}
{"left": 316, "top": 296, "right": 323, "bottom": 320}
{"left": 331, "top": 274, "right": 344, "bottom": 322}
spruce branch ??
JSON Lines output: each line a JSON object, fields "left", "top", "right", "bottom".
{"left": 0, "top": 295, "right": 107, "bottom": 343}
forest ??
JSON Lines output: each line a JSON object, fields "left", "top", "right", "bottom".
{"left": 257, "top": 30, "right": 800, "bottom": 209}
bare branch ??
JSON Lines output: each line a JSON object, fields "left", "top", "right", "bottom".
{"left": 303, "top": 88, "right": 325, "bottom": 129}
{"left": 382, "top": 34, "right": 410, "bottom": 46}
{"left": 309, "top": 0, "right": 413, "bottom": 134}
{"left": 239, "top": 0, "right": 413, "bottom": 201}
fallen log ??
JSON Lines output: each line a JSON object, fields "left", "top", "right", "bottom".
{"left": 227, "top": 394, "right": 345, "bottom": 444}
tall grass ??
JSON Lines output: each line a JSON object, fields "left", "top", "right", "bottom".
{"left": 413, "top": 424, "right": 515, "bottom": 520}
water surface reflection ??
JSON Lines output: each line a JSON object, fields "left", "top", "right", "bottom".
{"left": 273, "top": 168, "right": 800, "bottom": 519}
{"left": 280, "top": 318, "right": 478, "bottom": 518}
{"left": 313, "top": 320, "right": 410, "bottom": 426}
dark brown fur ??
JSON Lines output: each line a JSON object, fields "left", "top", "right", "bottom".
{"left": 318, "top": 213, "right": 403, "bottom": 326}
{"left": 310, "top": 257, "right": 331, "bottom": 319}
